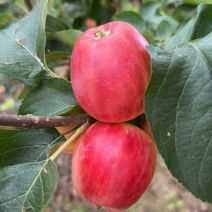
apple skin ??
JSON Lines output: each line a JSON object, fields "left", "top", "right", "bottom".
{"left": 71, "top": 21, "right": 151, "bottom": 123}
{"left": 72, "top": 121, "right": 156, "bottom": 210}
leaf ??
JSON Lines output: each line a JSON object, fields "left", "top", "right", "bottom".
{"left": 0, "top": 0, "right": 10, "bottom": 14}
{"left": 19, "top": 78, "right": 76, "bottom": 116}
{"left": 45, "top": 51, "right": 70, "bottom": 64}
{"left": 0, "top": 160, "right": 58, "bottom": 212}
{"left": 183, "top": 0, "right": 212, "bottom": 4}
{"left": 15, "top": 0, "right": 28, "bottom": 14}
{"left": 0, "top": 128, "right": 64, "bottom": 168}
{"left": 113, "top": 11, "right": 145, "bottom": 33}
{"left": 194, "top": 32, "right": 212, "bottom": 67}
{"left": 46, "top": 15, "right": 70, "bottom": 32}
{"left": 48, "top": 29, "right": 82, "bottom": 49}
{"left": 0, "top": 0, "right": 48, "bottom": 85}
{"left": 165, "top": 4, "right": 212, "bottom": 50}
{"left": 155, "top": 20, "right": 172, "bottom": 41}
{"left": 139, "top": 2, "right": 160, "bottom": 22}
{"left": 145, "top": 32, "right": 212, "bottom": 202}
{"left": 0, "top": 14, "right": 13, "bottom": 29}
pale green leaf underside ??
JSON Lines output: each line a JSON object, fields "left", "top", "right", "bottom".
{"left": 146, "top": 33, "right": 212, "bottom": 203}
{"left": 0, "top": 160, "right": 58, "bottom": 212}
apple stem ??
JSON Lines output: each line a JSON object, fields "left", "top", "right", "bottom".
{"left": 50, "top": 121, "right": 89, "bottom": 161}
{"left": 96, "top": 205, "right": 101, "bottom": 209}
{"left": 94, "top": 30, "right": 110, "bottom": 40}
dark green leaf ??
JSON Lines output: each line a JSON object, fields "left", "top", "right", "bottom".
{"left": 89, "top": 0, "right": 102, "bottom": 20}
{"left": 194, "top": 32, "right": 212, "bottom": 67}
{"left": 0, "top": 160, "right": 58, "bottom": 212}
{"left": 114, "top": 11, "right": 145, "bottom": 33}
{"left": 0, "top": 0, "right": 10, "bottom": 13}
{"left": 19, "top": 78, "right": 76, "bottom": 116}
{"left": 173, "top": 4, "right": 196, "bottom": 21}
{"left": 0, "top": 128, "right": 64, "bottom": 168}
{"left": 146, "top": 33, "right": 212, "bottom": 202}
{"left": 0, "top": 0, "right": 48, "bottom": 85}
{"left": 46, "top": 39, "right": 72, "bottom": 53}
{"left": 46, "top": 15, "right": 70, "bottom": 32}
{"left": 45, "top": 51, "right": 70, "bottom": 64}
{"left": 165, "top": 4, "right": 212, "bottom": 50}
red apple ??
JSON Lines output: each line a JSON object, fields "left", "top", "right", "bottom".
{"left": 72, "top": 121, "right": 156, "bottom": 210}
{"left": 85, "top": 18, "right": 97, "bottom": 28}
{"left": 71, "top": 21, "right": 151, "bottom": 123}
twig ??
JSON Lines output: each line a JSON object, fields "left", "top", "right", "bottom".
{"left": 0, "top": 113, "right": 90, "bottom": 129}
{"left": 50, "top": 121, "right": 89, "bottom": 161}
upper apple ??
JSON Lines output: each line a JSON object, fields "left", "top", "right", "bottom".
{"left": 71, "top": 21, "right": 151, "bottom": 123}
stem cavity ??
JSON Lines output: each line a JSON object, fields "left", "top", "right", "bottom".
{"left": 94, "top": 29, "right": 110, "bottom": 40}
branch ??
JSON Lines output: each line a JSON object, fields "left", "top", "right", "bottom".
{"left": 0, "top": 113, "right": 90, "bottom": 129}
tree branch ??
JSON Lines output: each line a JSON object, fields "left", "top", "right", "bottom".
{"left": 0, "top": 113, "right": 90, "bottom": 129}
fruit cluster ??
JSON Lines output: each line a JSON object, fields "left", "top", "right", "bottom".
{"left": 70, "top": 21, "right": 156, "bottom": 211}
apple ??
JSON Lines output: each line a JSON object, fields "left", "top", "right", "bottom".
{"left": 72, "top": 121, "right": 156, "bottom": 210}
{"left": 85, "top": 18, "right": 97, "bottom": 28}
{"left": 71, "top": 21, "right": 151, "bottom": 123}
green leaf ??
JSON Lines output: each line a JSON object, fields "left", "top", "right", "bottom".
{"left": 194, "top": 32, "right": 212, "bottom": 67}
{"left": 48, "top": 29, "right": 82, "bottom": 49}
{"left": 15, "top": 0, "right": 28, "bottom": 14}
{"left": 146, "top": 33, "right": 212, "bottom": 202}
{"left": 0, "top": 0, "right": 10, "bottom": 14}
{"left": 0, "top": 128, "right": 64, "bottom": 168}
{"left": 46, "top": 15, "right": 70, "bottom": 32}
{"left": 113, "top": 11, "right": 145, "bottom": 33}
{"left": 155, "top": 20, "right": 172, "bottom": 41}
{"left": 45, "top": 51, "right": 70, "bottom": 64}
{"left": 0, "top": 14, "right": 13, "bottom": 28}
{"left": 19, "top": 78, "right": 76, "bottom": 116}
{"left": 0, "top": 0, "right": 48, "bottom": 85}
{"left": 183, "top": 0, "right": 212, "bottom": 4}
{"left": 0, "top": 160, "right": 58, "bottom": 212}
{"left": 139, "top": 2, "right": 160, "bottom": 22}
{"left": 165, "top": 4, "right": 212, "bottom": 50}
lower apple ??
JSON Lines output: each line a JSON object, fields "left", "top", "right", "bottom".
{"left": 72, "top": 121, "right": 156, "bottom": 210}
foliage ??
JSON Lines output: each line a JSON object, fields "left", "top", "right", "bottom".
{"left": 0, "top": 0, "right": 211, "bottom": 211}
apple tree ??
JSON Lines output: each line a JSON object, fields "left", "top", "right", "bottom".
{"left": 0, "top": 0, "right": 211, "bottom": 211}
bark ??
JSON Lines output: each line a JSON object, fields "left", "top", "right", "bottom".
{"left": 0, "top": 113, "right": 90, "bottom": 129}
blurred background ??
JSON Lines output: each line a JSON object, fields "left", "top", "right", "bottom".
{"left": 1, "top": 0, "right": 212, "bottom": 211}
